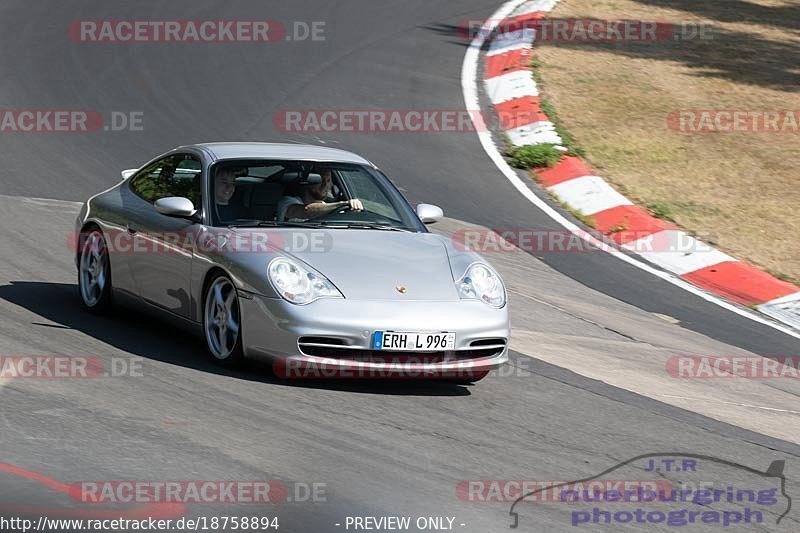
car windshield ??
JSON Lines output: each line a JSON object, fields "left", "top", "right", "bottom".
{"left": 209, "top": 160, "right": 423, "bottom": 231}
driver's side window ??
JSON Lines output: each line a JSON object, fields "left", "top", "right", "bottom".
{"left": 130, "top": 157, "right": 173, "bottom": 203}
{"left": 130, "top": 154, "right": 202, "bottom": 206}
{"left": 172, "top": 155, "right": 203, "bottom": 207}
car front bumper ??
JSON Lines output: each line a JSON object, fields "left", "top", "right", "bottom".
{"left": 239, "top": 294, "right": 509, "bottom": 377}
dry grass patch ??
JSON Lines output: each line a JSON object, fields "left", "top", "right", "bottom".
{"left": 534, "top": 0, "right": 800, "bottom": 283}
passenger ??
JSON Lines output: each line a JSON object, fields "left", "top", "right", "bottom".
{"left": 215, "top": 166, "right": 247, "bottom": 221}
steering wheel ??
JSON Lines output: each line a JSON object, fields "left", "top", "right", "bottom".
{"left": 330, "top": 203, "right": 352, "bottom": 215}
{"left": 306, "top": 202, "right": 351, "bottom": 222}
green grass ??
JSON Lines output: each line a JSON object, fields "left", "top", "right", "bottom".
{"left": 506, "top": 144, "right": 563, "bottom": 169}
{"left": 646, "top": 202, "right": 675, "bottom": 222}
{"left": 646, "top": 200, "right": 727, "bottom": 223}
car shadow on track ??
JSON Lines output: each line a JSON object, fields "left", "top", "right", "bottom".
{"left": 0, "top": 281, "right": 472, "bottom": 397}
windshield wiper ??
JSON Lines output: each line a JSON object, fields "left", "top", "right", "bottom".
{"left": 227, "top": 221, "right": 322, "bottom": 229}
{"left": 229, "top": 221, "right": 413, "bottom": 232}
{"left": 314, "top": 222, "right": 413, "bottom": 232}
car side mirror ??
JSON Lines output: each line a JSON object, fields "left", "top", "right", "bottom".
{"left": 121, "top": 169, "right": 138, "bottom": 180}
{"left": 154, "top": 197, "right": 197, "bottom": 219}
{"left": 416, "top": 203, "right": 443, "bottom": 224}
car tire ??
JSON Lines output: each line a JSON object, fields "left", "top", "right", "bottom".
{"left": 203, "top": 273, "right": 244, "bottom": 367}
{"left": 78, "top": 228, "right": 114, "bottom": 314}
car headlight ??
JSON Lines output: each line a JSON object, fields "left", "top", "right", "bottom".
{"left": 268, "top": 257, "right": 343, "bottom": 305}
{"left": 456, "top": 263, "right": 506, "bottom": 308}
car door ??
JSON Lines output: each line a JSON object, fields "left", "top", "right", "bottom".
{"left": 127, "top": 153, "right": 203, "bottom": 318}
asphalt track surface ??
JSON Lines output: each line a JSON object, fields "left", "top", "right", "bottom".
{"left": 0, "top": 1, "right": 799, "bottom": 532}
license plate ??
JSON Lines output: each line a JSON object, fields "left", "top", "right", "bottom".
{"left": 373, "top": 331, "right": 455, "bottom": 351}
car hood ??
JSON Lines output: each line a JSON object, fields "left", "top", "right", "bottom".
{"left": 232, "top": 228, "right": 459, "bottom": 301}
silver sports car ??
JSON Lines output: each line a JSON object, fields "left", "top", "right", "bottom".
{"left": 75, "top": 143, "right": 508, "bottom": 382}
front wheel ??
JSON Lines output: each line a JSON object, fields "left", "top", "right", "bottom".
{"left": 203, "top": 274, "right": 244, "bottom": 367}
{"left": 78, "top": 229, "right": 113, "bottom": 314}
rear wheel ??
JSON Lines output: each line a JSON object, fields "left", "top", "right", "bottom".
{"left": 203, "top": 274, "right": 244, "bottom": 367}
{"left": 78, "top": 229, "right": 113, "bottom": 314}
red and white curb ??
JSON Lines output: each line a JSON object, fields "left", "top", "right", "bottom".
{"left": 479, "top": 0, "right": 800, "bottom": 331}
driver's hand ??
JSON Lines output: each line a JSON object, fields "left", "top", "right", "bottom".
{"left": 348, "top": 199, "right": 364, "bottom": 212}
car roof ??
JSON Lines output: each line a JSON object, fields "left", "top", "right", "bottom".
{"left": 181, "top": 142, "right": 374, "bottom": 166}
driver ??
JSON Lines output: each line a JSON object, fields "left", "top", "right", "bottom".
{"left": 277, "top": 168, "right": 363, "bottom": 222}
{"left": 215, "top": 166, "right": 248, "bottom": 222}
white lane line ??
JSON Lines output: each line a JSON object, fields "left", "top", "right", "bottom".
{"left": 0, "top": 194, "right": 82, "bottom": 207}
{"left": 656, "top": 395, "right": 800, "bottom": 415}
{"left": 513, "top": 0, "right": 559, "bottom": 14}
{"left": 460, "top": 0, "right": 800, "bottom": 339}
